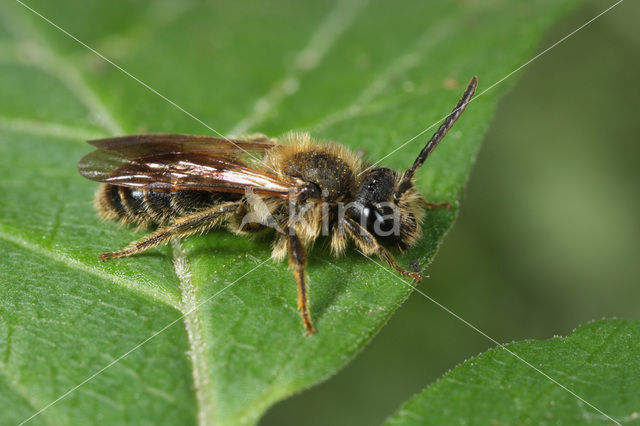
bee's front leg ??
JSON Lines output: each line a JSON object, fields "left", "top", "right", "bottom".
{"left": 344, "top": 217, "right": 422, "bottom": 282}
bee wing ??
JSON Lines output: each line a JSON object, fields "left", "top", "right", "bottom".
{"left": 87, "top": 133, "right": 276, "bottom": 159}
{"left": 78, "top": 146, "right": 297, "bottom": 198}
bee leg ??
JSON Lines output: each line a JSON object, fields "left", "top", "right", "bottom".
{"left": 344, "top": 217, "right": 423, "bottom": 282}
{"left": 288, "top": 232, "right": 315, "bottom": 335}
{"left": 100, "top": 202, "right": 240, "bottom": 261}
{"left": 375, "top": 248, "right": 423, "bottom": 283}
{"left": 424, "top": 201, "right": 451, "bottom": 210}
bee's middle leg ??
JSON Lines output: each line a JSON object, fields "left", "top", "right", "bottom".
{"left": 288, "top": 232, "right": 315, "bottom": 335}
{"left": 100, "top": 201, "right": 240, "bottom": 261}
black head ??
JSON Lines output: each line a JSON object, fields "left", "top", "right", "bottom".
{"left": 348, "top": 167, "right": 417, "bottom": 249}
{"left": 349, "top": 76, "right": 478, "bottom": 249}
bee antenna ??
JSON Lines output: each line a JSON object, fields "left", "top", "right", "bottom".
{"left": 396, "top": 76, "right": 478, "bottom": 197}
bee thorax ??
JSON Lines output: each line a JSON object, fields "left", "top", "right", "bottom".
{"left": 283, "top": 151, "right": 355, "bottom": 201}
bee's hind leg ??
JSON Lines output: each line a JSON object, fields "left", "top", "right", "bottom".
{"left": 100, "top": 201, "right": 240, "bottom": 261}
{"left": 288, "top": 232, "right": 315, "bottom": 335}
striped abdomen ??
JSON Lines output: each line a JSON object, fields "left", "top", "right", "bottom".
{"left": 96, "top": 184, "right": 235, "bottom": 226}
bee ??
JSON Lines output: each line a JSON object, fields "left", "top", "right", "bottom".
{"left": 78, "top": 76, "right": 477, "bottom": 334}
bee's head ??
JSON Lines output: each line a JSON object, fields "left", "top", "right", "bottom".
{"left": 349, "top": 76, "right": 478, "bottom": 249}
{"left": 349, "top": 167, "right": 424, "bottom": 250}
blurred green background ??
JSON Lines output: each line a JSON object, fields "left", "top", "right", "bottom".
{"left": 262, "top": 1, "right": 640, "bottom": 425}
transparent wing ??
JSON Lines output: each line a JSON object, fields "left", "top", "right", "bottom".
{"left": 87, "top": 133, "right": 276, "bottom": 159}
{"left": 78, "top": 135, "right": 296, "bottom": 198}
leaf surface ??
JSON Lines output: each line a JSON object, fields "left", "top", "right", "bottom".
{"left": 385, "top": 319, "right": 640, "bottom": 426}
{"left": 0, "top": 0, "right": 580, "bottom": 424}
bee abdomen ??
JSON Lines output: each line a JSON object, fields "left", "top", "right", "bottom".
{"left": 95, "top": 184, "right": 226, "bottom": 226}
{"left": 96, "top": 184, "right": 156, "bottom": 225}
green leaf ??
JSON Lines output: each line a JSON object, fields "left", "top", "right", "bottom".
{"left": 385, "top": 319, "right": 640, "bottom": 425}
{"left": 0, "top": 0, "right": 581, "bottom": 424}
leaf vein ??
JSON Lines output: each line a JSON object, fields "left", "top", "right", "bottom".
{"left": 309, "top": 16, "right": 458, "bottom": 133}
{"left": 0, "top": 230, "right": 180, "bottom": 309}
{"left": 227, "top": 0, "right": 369, "bottom": 135}
{"left": 0, "top": 116, "right": 106, "bottom": 141}
{"left": 0, "top": 365, "right": 53, "bottom": 426}
{"left": 0, "top": 2, "right": 123, "bottom": 135}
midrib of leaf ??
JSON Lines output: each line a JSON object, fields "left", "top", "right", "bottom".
{"left": 227, "top": 0, "right": 369, "bottom": 135}
{"left": 172, "top": 240, "right": 214, "bottom": 426}
{"left": 0, "top": 6, "right": 216, "bottom": 423}
{"left": 176, "top": 2, "right": 378, "bottom": 420}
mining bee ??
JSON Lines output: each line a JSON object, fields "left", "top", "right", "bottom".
{"left": 78, "top": 77, "right": 477, "bottom": 334}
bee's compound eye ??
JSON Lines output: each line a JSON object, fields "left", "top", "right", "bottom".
{"left": 372, "top": 204, "right": 397, "bottom": 235}
{"left": 351, "top": 202, "right": 398, "bottom": 237}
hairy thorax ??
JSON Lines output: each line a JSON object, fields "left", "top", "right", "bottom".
{"left": 264, "top": 132, "right": 362, "bottom": 203}
{"left": 282, "top": 151, "right": 355, "bottom": 201}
